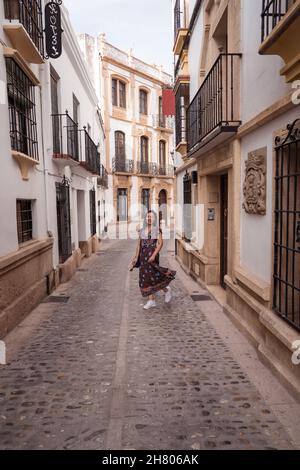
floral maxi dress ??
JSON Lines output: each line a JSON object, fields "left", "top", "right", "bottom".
{"left": 139, "top": 227, "right": 176, "bottom": 298}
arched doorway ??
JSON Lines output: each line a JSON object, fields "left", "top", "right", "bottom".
{"left": 158, "top": 189, "right": 167, "bottom": 225}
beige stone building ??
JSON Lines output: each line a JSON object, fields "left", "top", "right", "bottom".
{"left": 173, "top": 0, "right": 300, "bottom": 398}
{"left": 79, "top": 34, "right": 175, "bottom": 232}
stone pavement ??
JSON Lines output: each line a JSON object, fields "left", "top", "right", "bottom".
{"left": 0, "top": 239, "right": 299, "bottom": 450}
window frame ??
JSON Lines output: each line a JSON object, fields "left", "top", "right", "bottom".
{"left": 141, "top": 136, "right": 149, "bottom": 163}
{"left": 115, "top": 131, "right": 126, "bottom": 159}
{"left": 6, "top": 57, "right": 39, "bottom": 161}
{"left": 139, "top": 89, "right": 148, "bottom": 115}
{"left": 112, "top": 78, "right": 127, "bottom": 109}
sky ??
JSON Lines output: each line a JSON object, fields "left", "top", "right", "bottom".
{"left": 63, "top": 0, "right": 174, "bottom": 75}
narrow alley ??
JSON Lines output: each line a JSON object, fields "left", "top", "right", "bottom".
{"left": 0, "top": 241, "right": 299, "bottom": 450}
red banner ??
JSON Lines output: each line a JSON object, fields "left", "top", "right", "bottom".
{"left": 162, "top": 88, "right": 175, "bottom": 116}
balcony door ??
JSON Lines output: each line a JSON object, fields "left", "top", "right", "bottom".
{"left": 159, "top": 189, "right": 168, "bottom": 226}
{"left": 115, "top": 131, "right": 126, "bottom": 172}
{"left": 56, "top": 182, "right": 72, "bottom": 264}
{"left": 159, "top": 140, "right": 166, "bottom": 174}
{"left": 141, "top": 136, "right": 149, "bottom": 174}
{"left": 117, "top": 189, "right": 128, "bottom": 222}
{"left": 220, "top": 174, "right": 228, "bottom": 289}
{"left": 142, "top": 189, "right": 151, "bottom": 218}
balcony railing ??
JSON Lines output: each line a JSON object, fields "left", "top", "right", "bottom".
{"left": 137, "top": 161, "right": 174, "bottom": 177}
{"left": 261, "top": 0, "right": 297, "bottom": 42}
{"left": 153, "top": 163, "right": 174, "bottom": 177}
{"left": 174, "top": 0, "right": 184, "bottom": 39}
{"left": 98, "top": 164, "right": 109, "bottom": 188}
{"left": 152, "top": 114, "right": 173, "bottom": 129}
{"left": 52, "top": 112, "right": 80, "bottom": 162}
{"left": 112, "top": 157, "right": 135, "bottom": 174}
{"left": 82, "top": 129, "right": 101, "bottom": 175}
{"left": 4, "top": 0, "right": 44, "bottom": 57}
{"left": 187, "top": 53, "right": 241, "bottom": 152}
{"left": 137, "top": 160, "right": 151, "bottom": 175}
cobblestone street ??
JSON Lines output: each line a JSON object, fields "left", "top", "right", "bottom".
{"left": 0, "top": 239, "right": 299, "bottom": 450}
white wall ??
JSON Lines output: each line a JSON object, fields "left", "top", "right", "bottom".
{"left": 0, "top": 1, "right": 105, "bottom": 266}
{"left": 241, "top": 0, "right": 291, "bottom": 123}
{"left": 188, "top": 6, "right": 204, "bottom": 100}
{"left": 240, "top": 106, "right": 299, "bottom": 282}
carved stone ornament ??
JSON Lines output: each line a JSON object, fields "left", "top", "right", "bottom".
{"left": 243, "top": 148, "right": 267, "bottom": 215}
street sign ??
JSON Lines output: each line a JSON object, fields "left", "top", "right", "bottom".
{"left": 44, "top": 1, "right": 63, "bottom": 59}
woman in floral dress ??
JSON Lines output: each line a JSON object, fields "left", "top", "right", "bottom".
{"left": 130, "top": 210, "right": 176, "bottom": 310}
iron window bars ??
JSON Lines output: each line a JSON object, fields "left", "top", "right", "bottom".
{"left": 16, "top": 199, "right": 33, "bottom": 244}
{"left": 52, "top": 112, "right": 80, "bottom": 161}
{"left": 4, "top": 0, "right": 44, "bottom": 57}
{"left": 6, "top": 57, "right": 39, "bottom": 161}
{"left": 56, "top": 182, "right": 72, "bottom": 264}
{"left": 273, "top": 119, "right": 300, "bottom": 331}
{"left": 261, "top": 0, "right": 297, "bottom": 43}
{"left": 187, "top": 53, "right": 241, "bottom": 153}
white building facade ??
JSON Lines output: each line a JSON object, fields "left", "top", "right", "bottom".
{"left": 0, "top": 0, "right": 106, "bottom": 338}
{"left": 79, "top": 34, "right": 175, "bottom": 236}
{"left": 173, "top": 0, "right": 300, "bottom": 398}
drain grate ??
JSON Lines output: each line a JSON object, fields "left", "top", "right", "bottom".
{"left": 191, "top": 294, "right": 212, "bottom": 302}
{"left": 43, "top": 296, "right": 70, "bottom": 304}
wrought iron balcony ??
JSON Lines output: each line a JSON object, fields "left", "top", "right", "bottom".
{"left": 81, "top": 129, "right": 101, "bottom": 175}
{"left": 137, "top": 160, "right": 152, "bottom": 175}
{"left": 4, "top": 0, "right": 44, "bottom": 62}
{"left": 153, "top": 163, "right": 174, "bottom": 177}
{"left": 187, "top": 53, "right": 241, "bottom": 153}
{"left": 261, "top": 0, "right": 297, "bottom": 42}
{"left": 174, "top": 0, "right": 184, "bottom": 39}
{"left": 52, "top": 112, "right": 80, "bottom": 162}
{"left": 97, "top": 164, "right": 109, "bottom": 188}
{"left": 260, "top": 0, "right": 300, "bottom": 82}
{"left": 136, "top": 161, "right": 174, "bottom": 177}
{"left": 112, "top": 157, "right": 135, "bottom": 174}
{"left": 174, "top": 0, "right": 188, "bottom": 54}
{"left": 152, "top": 114, "right": 173, "bottom": 130}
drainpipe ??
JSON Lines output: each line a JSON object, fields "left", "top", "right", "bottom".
{"left": 39, "top": 63, "right": 51, "bottom": 237}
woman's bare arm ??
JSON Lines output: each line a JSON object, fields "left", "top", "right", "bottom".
{"left": 130, "top": 238, "right": 141, "bottom": 268}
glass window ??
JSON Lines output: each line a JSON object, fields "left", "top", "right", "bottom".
{"left": 139, "top": 89, "right": 148, "bottom": 115}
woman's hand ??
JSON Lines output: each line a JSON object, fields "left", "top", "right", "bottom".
{"left": 148, "top": 254, "right": 156, "bottom": 264}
